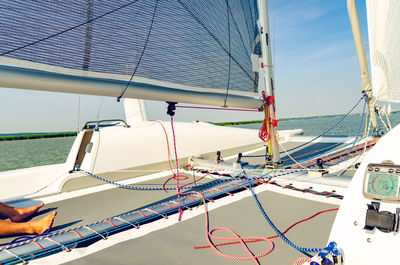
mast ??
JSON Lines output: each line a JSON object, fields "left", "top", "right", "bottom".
{"left": 347, "top": 0, "right": 378, "bottom": 134}
{"left": 257, "top": 0, "right": 280, "bottom": 164}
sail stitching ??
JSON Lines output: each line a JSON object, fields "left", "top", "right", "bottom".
{"left": 0, "top": 0, "right": 141, "bottom": 57}
{"left": 176, "top": 0, "right": 257, "bottom": 86}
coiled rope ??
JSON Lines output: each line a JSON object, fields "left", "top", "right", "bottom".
{"left": 192, "top": 191, "right": 274, "bottom": 265}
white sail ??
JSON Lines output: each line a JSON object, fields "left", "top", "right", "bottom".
{"left": 366, "top": 0, "right": 400, "bottom": 103}
{"left": 0, "top": 0, "right": 263, "bottom": 109}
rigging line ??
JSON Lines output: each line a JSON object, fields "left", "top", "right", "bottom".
{"left": 246, "top": 0, "right": 256, "bottom": 32}
{"left": 283, "top": 95, "right": 365, "bottom": 154}
{"left": 77, "top": 95, "right": 80, "bottom": 134}
{"left": 82, "top": 0, "right": 94, "bottom": 71}
{"left": 194, "top": 208, "right": 338, "bottom": 249}
{"left": 279, "top": 141, "right": 307, "bottom": 169}
{"left": 240, "top": 166, "right": 322, "bottom": 254}
{"left": 226, "top": 1, "right": 253, "bottom": 61}
{"left": 239, "top": 0, "right": 254, "bottom": 47}
{"left": 176, "top": 0, "right": 257, "bottom": 86}
{"left": 175, "top": 105, "right": 260, "bottom": 112}
{"left": 223, "top": 0, "right": 232, "bottom": 107}
{"left": 273, "top": 0, "right": 276, "bottom": 69}
{"left": 117, "top": 0, "right": 159, "bottom": 102}
{"left": 197, "top": 191, "right": 274, "bottom": 264}
{"left": 339, "top": 97, "right": 368, "bottom": 176}
{"left": 0, "top": 0, "right": 141, "bottom": 56}
{"left": 96, "top": 97, "right": 104, "bottom": 120}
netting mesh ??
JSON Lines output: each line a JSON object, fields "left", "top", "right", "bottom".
{"left": 0, "top": 0, "right": 259, "bottom": 94}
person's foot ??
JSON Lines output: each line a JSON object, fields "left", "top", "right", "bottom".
{"left": 10, "top": 202, "right": 44, "bottom": 222}
{"left": 29, "top": 211, "right": 57, "bottom": 235}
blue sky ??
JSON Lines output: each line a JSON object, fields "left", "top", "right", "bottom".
{"left": 0, "top": 0, "right": 381, "bottom": 133}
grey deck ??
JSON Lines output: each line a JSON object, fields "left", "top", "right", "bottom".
{"left": 63, "top": 189, "right": 338, "bottom": 265}
{"left": 0, "top": 137, "right": 350, "bottom": 264}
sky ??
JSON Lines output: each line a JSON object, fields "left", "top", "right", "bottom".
{"left": 0, "top": 0, "right": 387, "bottom": 133}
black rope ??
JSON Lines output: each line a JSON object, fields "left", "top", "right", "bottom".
{"left": 0, "top": 0, "right": 141, "bottom": 57}
{"left": 239, "top": 0, "right": 254, "bottom": 47}
{"left": 117, "top": 0, "right": 159, "bottom": 102}
{"left": 226, "top": 1, "right": 252, "bottom": 62}
{"left": 176, "top": 0, "right": 257, "bottom": 86}
{"left": 82, "top": 0, "right": 94, "bottom": 71}
{"left": 223, "top": 0, "right": 231, "bottom": 107}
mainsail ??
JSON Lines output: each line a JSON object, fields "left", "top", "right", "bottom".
{"left": 0, "top": 0, "right": 263, "bottom": 109}
{"left": 366, "top": 0, "right": 400, "bottom": 103}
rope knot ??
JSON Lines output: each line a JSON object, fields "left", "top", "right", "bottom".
{"left": 261, "top": 91, "right": 274, "bottom": 106}
{"left": 318, "top": 241, "right": 338, "bottom": 258}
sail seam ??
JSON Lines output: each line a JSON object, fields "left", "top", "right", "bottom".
{"left": 176, "top": 0, "right": 257, "bottom": 87}
{"left": 0, "top": 0, "right": 141, "bottom": 57}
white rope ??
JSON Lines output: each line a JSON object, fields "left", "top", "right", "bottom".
{"left": 2, "top": 248, "right": 28, "bottom": 264}
{"left": 83, "top": 226, "right": 107, "bottom": 240}
{"left": 46, "top": 237, "right": 71, "bottom": 252}
{"left": 143, "top": 208, "right": 168, "bottom": 219}
{"left": 96, "top": 97, "right": 104, "bottom": 120}
{"left": 76, "top": 94, "right": 80, "bottom": 134}
{"left": 113, "top": 216, "right": 140, "bottom": 229}
{"left": 279, "top": 141, "right": 307, "bottom": 169}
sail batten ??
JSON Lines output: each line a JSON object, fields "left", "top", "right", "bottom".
{"left": 1, "top": 0, "right": 261, "bottom": 108}
{"left": 366, "top": 0, "right": 400, "bottom": 103}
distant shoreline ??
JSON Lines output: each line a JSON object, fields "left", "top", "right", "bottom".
{"left": 0, "top": 132, "right": 77, "bottom": 141}
{"left": 2, "top": 110, "right": 398, "bottom": 138}
{"left": 214, "top": 110, "right": 400, "bottom": 126}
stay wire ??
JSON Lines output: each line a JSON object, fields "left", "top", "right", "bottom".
{"left": 241, "top": 96, "right": 365, "bottom": 159}
{"left": 339, "top": 96, "right": 368, "bottom": 176}
{"left": 280, "top": 95, "right": 365, "bottom": 154}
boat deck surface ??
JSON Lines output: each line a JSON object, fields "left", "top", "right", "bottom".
{"left": 0, "top": 136, "right": 352, "bottom": 264}
{"left": 62, "top": 189, "right": 338, "bottom": 265}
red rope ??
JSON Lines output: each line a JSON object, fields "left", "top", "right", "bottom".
{"left": 293, "top": 257, "right": 312, "bottom": 265}
{"left": 161, "top": 202, "right": 173, "bottom": 209}
{"left": 195, "top": 208, "right": 338, "bottom": 250}
{"left": 258, "top": 119, "right": 269, "bottom": 142}
{"left": 175, "top": 105, "right": 260, "bottom": 112}
{"left": 170, "top": 115, "right": 183, "bottom": 221}
{"left": 69, "top": 230, "right": 83, "bottom": 238}
{"left": 30, "top": 241, "right": 45, "bottom": 250}
{"left": 190, "top": 191, "right": 274, "bottom": 264}
{"left": 104, "top": 220, "right": 117, "bottom": 228}
{"left": 151, "top": 120, "right": 174, "bottom": 177}
{"left": 162, "top": 174, "right": 189, "bottom": 191}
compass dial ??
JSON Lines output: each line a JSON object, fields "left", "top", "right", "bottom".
{"left": 367, "top": 173, "right": 398, "bottom": 197}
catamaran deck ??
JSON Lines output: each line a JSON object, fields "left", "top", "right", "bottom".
{"left": 0, "top": 136, "right": 371, "bottom": 264}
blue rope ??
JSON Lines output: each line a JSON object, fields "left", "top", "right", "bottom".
{"left": 74, "top": 166, "right": 234, "bottom": 191}
{"left": 339, "top": 95, "right": 367, "bottom": 176}
{"left": 241, "top": 165, "right": 322, "bottom": 254}
{"left": 2, "top": 167, "right": 341, "bottom": 264}
{"left": 282, "top": 95, "right": 365, "bottom": 154}
{"left": 241, "top": 95, "right": 365, "bottom": 159}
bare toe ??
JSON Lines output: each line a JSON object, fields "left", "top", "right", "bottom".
{"left": 33, "top": 211, "right": 57, "bottom": 235}
{"left": 11, "top": 202, "right": 44, "bottom": 222}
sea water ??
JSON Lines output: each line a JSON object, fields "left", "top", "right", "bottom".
{"left": 1, "top": 112, "right": 399, "bottom": 172}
